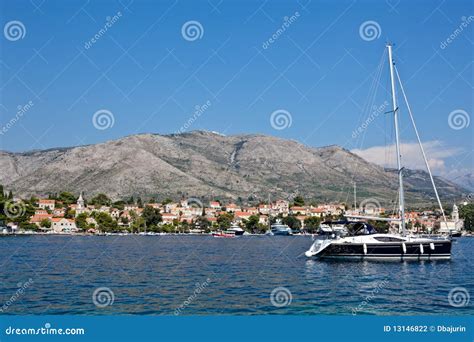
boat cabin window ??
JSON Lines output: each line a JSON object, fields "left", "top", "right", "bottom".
{"left": 347, "top": 222, "right": 377, "bottom": 236}
{"left": 373, "top": 236, "right": 404, "bottom": 242}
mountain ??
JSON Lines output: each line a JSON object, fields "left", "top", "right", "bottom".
{"left": 0, "top": 131, "right": 467, "bottom": 207}
{"left": 449, "top": 173, "right": 474, "bottom": 193}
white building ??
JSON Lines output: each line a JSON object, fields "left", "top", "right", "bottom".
{"left": 38, "top": 199, "right": 55, "bottom": 210}
{"left": 439, "top": 204, "right": 464, "bottom": 234}
{"left": 51, "top": 218, "right": 78, "bottom": 233}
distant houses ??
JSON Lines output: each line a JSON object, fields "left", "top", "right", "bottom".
{"left": 17, "top": 191, "right": 465, "bottom": 235}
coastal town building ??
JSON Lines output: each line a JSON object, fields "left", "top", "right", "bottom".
{"left": 209, "top": 201, "right": 221, "bottom": 210}
{"left": 38, "top": 199, "right": 55, "bottom": 210}
{"left": 439, "top": 204, "right": 464, "bottom": 234}
{"left": 51, "top": 218, "right": 78, "bottom": 233}
{"left": 15, "top": 193, "right": 470, "bottom": 236}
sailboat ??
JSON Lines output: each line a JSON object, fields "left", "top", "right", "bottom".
{"left": 305, "top": 44, "right": 452, "bottom": 260}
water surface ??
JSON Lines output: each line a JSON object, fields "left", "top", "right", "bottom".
{"left": 0, "top": 235, "right": 472, "bottom": 315}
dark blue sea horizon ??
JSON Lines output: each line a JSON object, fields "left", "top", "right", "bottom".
{"left": 0, "top": 235, "right": 472, "bottom": 315}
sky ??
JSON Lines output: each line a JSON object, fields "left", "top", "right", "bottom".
{"left": 0, "top": 0, "right": 472, "bottom": 185}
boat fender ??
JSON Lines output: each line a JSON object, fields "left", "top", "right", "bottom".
{"left": 363, "top": 243, "right": 367, "bottom": 255}
{"left": 420, "top": 244, "right": 424, "bottom": 254}
{"left": 402, "top": 242, "right": 406, "bottom": 254}
{"left": 430, "top": 242, "right": 435, "bottom": 250}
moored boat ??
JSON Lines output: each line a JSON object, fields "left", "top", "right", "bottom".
{"left": 306, "top": 44, "right": 454, "bottom": 261}
{"left": 305, "top": 221, "right": 451, "bottom": 260}
{"left": 212, "top": 231, "right": 236, "bottom": 238}
{"left": 266, "top": 220, "right": 292, "bottom": 236}
{"left": 227, "top": 225, "right": 245, "bottom": 236}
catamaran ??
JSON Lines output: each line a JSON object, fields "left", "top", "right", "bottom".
{"left": 305, "top": 44, "right": 452, "bottom": 260}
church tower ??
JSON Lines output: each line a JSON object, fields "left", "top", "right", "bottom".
{"left": 451, "top": 203, "right": 459, "bottom": 222}
{"left": 76, "top": 191, "right": 85, "bottom": 216}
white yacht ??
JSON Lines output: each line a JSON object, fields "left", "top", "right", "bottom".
{"left": 227, "top": 224, "right": 245, "bottom": 236}
{"left": 305, "top": 44, "right": 452, "bottom": 260}
{"left": 267, "top": 220, "right": 292, "bottom": 236}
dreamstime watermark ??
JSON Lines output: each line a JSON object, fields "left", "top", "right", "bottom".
{"left": 0, "top": 101, "right": 34, "bottom": 136}
{"left": 270, "top": 286, "right": 292, "bottom": 307}
{"left": 359, "top": 198, "right": 381, "bottom": 214}
{"left": 3, "top": 200, "right": 27, "bottom": 219}
{"left": 448, "top": 109, "right": 470, "bottom": 130}
{"left": 286, "top": 189, "right": 300, "bottom": 203}
{"left": 270, "top": 109, "right": 292, "bottom": 130}
{"left": 448, "top": 287, "right": 470, "bottom": 307}
{"left": 92, "top": 287, "right": 115, "bottom": 308}
{"left": 262, "top": 11, "right": 300, "bottom": 49}
{"left": 175, "top": 100, "right": 211, "bottom": 134}
{"left": 0, "top": 278, "right": 34, "bottom": 313}
{"left": 352, "top": 101, "right": 389, "bottom": 139}
{"left": 174, "top": 278, "right": 211, "bottom": 315}
{"left": 351, "top": 279, "right": 388, "bottom": 315}
{"left": 5, "top": 323, "right": 85, "bottom": 336}
{"left": 181, "top": 20, "right": 204, "bottom": 41}
{"left": 4, "top": 20, "right": 26, "bottom": 41}
{"left": 92, "top": 109, "right": 115, "bottom": 130}
{"left": 84, "top": 12, "right": 123, "bottom": 49}
{"left": 440, "top": 16, "right": 474, "bottom": 49}
{"left": 187, "top": 197, "right": 204, "bottom": 209}
{"left": 359, "top": 20, "right": 382, "bottom": 41}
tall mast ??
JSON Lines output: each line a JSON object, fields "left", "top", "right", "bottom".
{"left": 353, "top": 182, "right": 357, "bottom": 211}
{"left": 387, "top": 44, "right": 406, "bottom": 235}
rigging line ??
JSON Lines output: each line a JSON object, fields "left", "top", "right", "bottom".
{"left": 355, "top": 49, "right": 384, "bottom": 143}
{"left": 394, "top": 65, "right": 449, "bottom": 229}
{"left": 358, "top": 49, "right": 387, "bottom": 150}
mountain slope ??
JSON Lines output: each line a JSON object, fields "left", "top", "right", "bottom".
{"left": 0, "top": 131, "right": 467, "bottom": 206}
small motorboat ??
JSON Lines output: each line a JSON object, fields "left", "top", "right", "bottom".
{"left": 212, "top": 231, "right": 236, "bottom": 238}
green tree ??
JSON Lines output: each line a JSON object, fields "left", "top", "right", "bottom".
{"left": 460, "top": 203, "right": 474, "bottom": 231}
{"left": 292, "top": 195, "right": 305, "bottom": 206}
{"left": 40, "top": 219, "right": 51, "bottom": 229}
{"left": 58, "top": 192, "right": 76, "bottom": 205}
{"left": 161, "top": 198, "right": 173, "bottom": 205}
{"left": 90, "top": 193, "right": 111, "bottom": 207}
{"left": 217, "top": 212, "right": 234, "bottom": 229}
{"left": 131, "top": 216, "right": 145, "bottom": 233}
{"left": 112, "top": 201, "right": 125, "bottom": 210}
{"left": 142, "top": 206, "right": 162, "bottom": 228}
{"left": 75, "top": 213, "right": 88, "bottom": 230}
{"left": 196, "top": 216, "right": 210, "bottom": 232}
{"left": 368, "top": 220, "right": 389, "bottom": 233}
{"left": 245, "top": 215, "right": 260, "bottom": 233}
{"left": 64, "top": 206, "right": 75, "bottom": 219}
{"left": 95, "top": 212, "right": 118, "bottom": 232}
{"left": 178, "top": 220, "right": 190, "bottom": 233}
{"left": 304, "top": 216, "right": 321, "bottom": 233}
{"left": 19, "top": 222, "right": 38, "bottom": 231}
{"left": 282, "top": 215, "right": 301, "bottom": 230}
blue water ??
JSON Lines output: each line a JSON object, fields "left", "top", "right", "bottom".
{"left": 0, "top": 235, "right": 472, "bottom": 315}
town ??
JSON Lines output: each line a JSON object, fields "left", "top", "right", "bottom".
{"left": 0, "top": 186, "right": 470, "bottom": 236}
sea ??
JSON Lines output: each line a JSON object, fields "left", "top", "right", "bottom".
{"left": 0, "top": 235, "right": 472, "bottom": 315}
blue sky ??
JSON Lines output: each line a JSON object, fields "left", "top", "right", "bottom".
{"left": 0, "top": 0, "right": 472, "bottom": 184}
